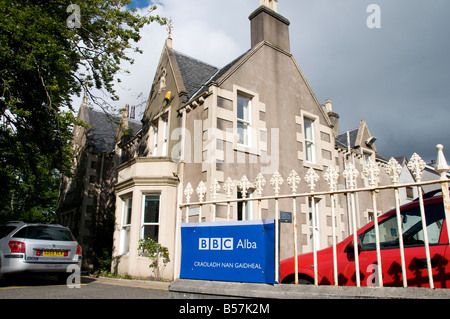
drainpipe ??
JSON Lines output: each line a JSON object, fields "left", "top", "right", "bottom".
{"left": 173, "top": 108, "right": 187, "bottom": 280}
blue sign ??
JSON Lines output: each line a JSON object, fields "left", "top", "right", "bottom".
{"left": 180, "top": 219, "right": 276, "bottom": 284}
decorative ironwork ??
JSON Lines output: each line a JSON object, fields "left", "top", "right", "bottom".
{"left": 223, "top": 177, "right": 235, "bottom": 200}
{"left": 385, "top": 157, "right": 403, "bottom": 184}
{"left": 324, "top": 166, "right": 340, "bottom": 191}
{"left": 196, "top": 181, "right": 207, "bottom": 203}
{"left": 184, "top": 183, "right": 193, "bottom": 204}
{"left": 305, "top": 167, "right": 320, "bottom": 192}
{"left": 407, "top": 153, "right": 427, "bottom": 182}
{"left": 343, "top": 162, "right": 359, "bottom": 190}
{"left": 254, "top": 173, "right": 266, "bottom": 198}
{"left": 363, "top": 159, "right": 380, "bottom": 187}
{"left": 238, "top": 175, "right": 251, "bottom": 199}
{"left": 210, "top": 179, "right": 220, "bottom": 201}
{"left": 287, "top": 170, "right": 301, "bottom": 194}
{"left": 436, "top": 144, "right": 450, "bottom": 179}
{"left": 270, "top": 171, "right": 284, "bottom": 196}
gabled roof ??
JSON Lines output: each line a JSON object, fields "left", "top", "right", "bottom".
{"left": 336, "top": 128, "right": 359, "bottom": 150}
{"left": 336, "top": 124, "right": 388, "bottom": 162}
{"left": 173, "top": 50, "right": 219, "bottom": 101}
{"left": 86, "top": 109, "right": 142, "bottom": 153}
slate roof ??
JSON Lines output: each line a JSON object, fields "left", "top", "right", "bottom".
{"left": 173, "top": 50, "right": 219, "bottom": 101}
{"left": 336, "top": 128, "right": 388, "bottom": 162}
{"left": 86, "top": 109, "right": 142, "bottom": 153}
{"left": 336, "top": 128, "right": 359, "bottom": 150}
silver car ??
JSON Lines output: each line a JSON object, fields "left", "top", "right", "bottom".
{"left": 0, "top": 221, "right": 82, "bottom": 281}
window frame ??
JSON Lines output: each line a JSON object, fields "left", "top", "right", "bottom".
{"left": 161, "top": 114, "right": 169, "bottom": 157}
{"left": 120, "top": 196, "right": 133, "bottom": 255}
{"left": 141, "top": 194, "right": 161, "bottom": 242}
{"left": 304, "top": 117, "right": 316, "bottom": 163}
{"left": 359, "top": 203, "right": 446, "bottom": 252}
{"left": 237, "top": 94, "right": 252, "bottom": 147}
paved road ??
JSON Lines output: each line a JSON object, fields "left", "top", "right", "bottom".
{"left": 0, "top": 274, "right": 170, "bottom": 299}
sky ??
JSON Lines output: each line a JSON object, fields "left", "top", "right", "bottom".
{"left": 73, "top": 0, "right": 450, "bottom": 164}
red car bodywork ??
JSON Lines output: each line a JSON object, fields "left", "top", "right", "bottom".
{"left": 280, "top": 196, "right": 450, "bottom": 288}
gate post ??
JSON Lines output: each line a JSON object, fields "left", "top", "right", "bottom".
{"left": 436, "top": 145, "right": 450, "bottom": 250}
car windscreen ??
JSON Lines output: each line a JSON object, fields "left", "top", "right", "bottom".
{"left": 12, "top": 226, "right": 76, "bottom": 241}
{"left": 0, "top": 226, "right": 16, "bottom": 239}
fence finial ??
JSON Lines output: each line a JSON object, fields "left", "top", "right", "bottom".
{"left": 324, "top": 166, "right": 339, "bottom": 191}
{"left": 254, "top": 173, "right": 266, "bottom": 198}
{"left": 385, "top": 158, "right": 402, "bottom": 184}
{"left": 239, "top": 175, "right": 251, "bottom": 199}
{"left": 436, "top": 144, "right": 450, "bottom": 180}
{"left": 343, "top": 162, "right": 359, "bottom": 190}
{"left": 287, "top": 170, "right": 301, "bottom": 194}
{"left": 305, "top": 167, "right": 320, "bottom": 192}
{"left": 196, "top": 181, "right": 207, "bottom": 203}
{"left": 407, "top": 153, "right": 426, "bottom": 182}
{"left": 210, "top": 179, "right": 220, "bottom": 201}
{"left": 184, "top": 183, "right": 193, "bottom": 204}
{"left": 223, "top": 177, "right": 235, "bottom": 200}
{"left": 270, "top": 171, "right": 284, "bottom": 196}
{"left": 363, "top": 159, "right": 380, "bottom": 187}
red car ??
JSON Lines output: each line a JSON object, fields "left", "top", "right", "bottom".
{"left": 280, "top": 195, "right": 449, "bottom": 288}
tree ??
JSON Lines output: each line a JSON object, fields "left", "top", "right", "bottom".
{"left": 0, "top": 0, "right": 166, "bottom": 222}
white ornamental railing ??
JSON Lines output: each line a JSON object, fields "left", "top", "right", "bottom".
{"left": 179, "top": 145, "right": 450, "bottom": 288}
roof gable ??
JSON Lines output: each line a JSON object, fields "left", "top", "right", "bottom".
{"left": 86, "top": 109, "right": 141, "bottom": 153}
{"left": 173, "top": 50, "right": 219, "bottom": 101}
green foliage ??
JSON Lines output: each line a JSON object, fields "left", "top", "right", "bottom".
{"left": 0, "top": 0, "right": 166, "bottom": 223}
{"left": 138, "top": 238, "right": 170, "bottom": 280}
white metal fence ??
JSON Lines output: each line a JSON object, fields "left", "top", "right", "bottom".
{"left": 178, "top": 145, "right": 450, "bottom": 289}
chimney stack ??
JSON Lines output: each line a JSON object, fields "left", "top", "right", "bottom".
{"left": 249, "top": 2, "right": 290, "bottom": 52}
{"left": 325, "top": 100, "right": 340, "bottom": 136}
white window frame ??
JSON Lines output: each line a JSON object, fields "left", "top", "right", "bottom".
{"left": 120, "top": 196, "right": 133, "bottom": 256}
{"left": 161, "top": 115, "right": 169, "bottom": 157}
{"left": 304, "top": 117, "right": 316, "bottom": 164}
{"left": 309, "top": 198, "right": 321, "bottom": 251}
{"left": 237, "top": 94, "right": 252, "bottom": 147}
{"left": 238, "top": 190, "right": 253, "bottom": 221}
{"left": 152, "top": 121, "right": 159, "bottom": 157}
{"left": 141, "top": 194, "right": 161, "bottom": 242}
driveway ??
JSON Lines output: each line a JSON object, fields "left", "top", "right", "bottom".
{"left": 0, "top": 274, "right": 170, "bottom": 299}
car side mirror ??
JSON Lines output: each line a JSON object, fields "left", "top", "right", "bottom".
{"left": 346, "top": 238, "right": 362, "bottom": 253}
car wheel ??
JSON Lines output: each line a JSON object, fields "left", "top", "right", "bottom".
{"left": 283, "top": 275, "right": 314, "bottom": 285}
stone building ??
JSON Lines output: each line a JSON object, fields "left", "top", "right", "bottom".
{"left": 57, "top": 96, "right": 141, "bottom": 270}
{"left": 110, "top": 1, "right": 397, "bottom": 280}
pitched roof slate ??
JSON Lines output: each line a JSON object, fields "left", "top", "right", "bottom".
{"left": 87, "top": 109, "right": 142, "bottom": 153}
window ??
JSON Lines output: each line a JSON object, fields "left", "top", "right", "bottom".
{"left": 237, "top": 95, "right": 251, "bottom": 146}
{"left": 152, "top": 121, "right": 158, "bottom": 156}
{"left": 363, "top": 152, "right": 372, "bottom": 167}
{"left": 304, "top": 118, "right": 315, "bottom": 163}
{"left": 360, "top": 203, "right": 445, "bottom": 251}
{"left": 120, "top": 197, "right": 132, "bottom": 255}
{"left": 142, "top": 195, "right": 160, "bottom": 241}
{"left": 237, "top": 191, "right": 253, "bottom": 221}
{"left": 12, "top": 226, "right": 75, "bottom": 241}
{"left": 309, "top": 198, "right": 320, "bottom": 250}
{"left": 161, "top": 115, "right": 169, "bottom": 156}
{"left": 0, "top": 226, "right": 16, "bottom": 239}
{"left": 406, "top": 187, "right": 414, "bottom": 200}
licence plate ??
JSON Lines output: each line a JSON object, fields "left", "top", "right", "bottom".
{"left": 42, "top": 251, "right": 65, "bottom": 257}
